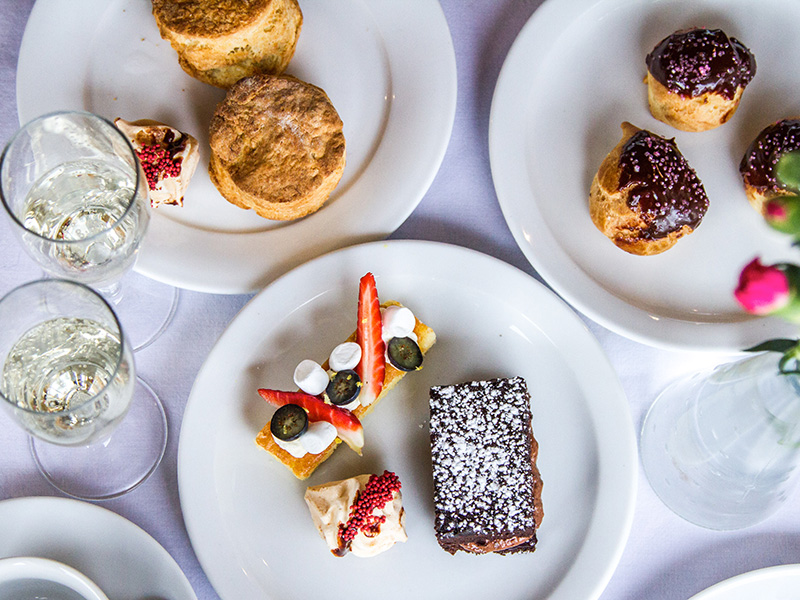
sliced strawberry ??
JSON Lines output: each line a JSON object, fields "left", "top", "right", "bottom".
{"left": 258, "top": 389, "right": 365, "bottom": 454}
{"left": 355, "top": 272, "right": 385, "bottom": 406}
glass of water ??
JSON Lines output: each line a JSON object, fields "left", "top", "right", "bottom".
{"left": 0, "top": 279, "right": 167, "bottom": 500}
{"left": 0, "top": 111, "right": 178, "bottom": 351}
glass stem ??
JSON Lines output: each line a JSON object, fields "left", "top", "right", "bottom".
{"left": 97, "top": 280, "right": 123, "bottom": 305}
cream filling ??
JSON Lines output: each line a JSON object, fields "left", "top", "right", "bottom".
{"left": 304, "top": 474, "right": 407, "bottom": 557}
{"left": 114, "top": 118, "right": 199, "bottom": 207}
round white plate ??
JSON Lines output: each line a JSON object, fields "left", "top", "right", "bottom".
{"left": 489, "top": 0, "right": 800, "bottom": 351}
{"left": 178, "top": 240, "right": 637, "bottom": 600}
{"left": 689, "top": 564, "right": 800, "bottom": 600}
{"left": 0, "top": 496, "right": 196, "bottom": 600}
{"left": 16, "top": 0, "right": 456, "bottom": 294}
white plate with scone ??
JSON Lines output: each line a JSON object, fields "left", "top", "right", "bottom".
{"left": 490, "top": 0, "right": 800, "bottom": 351}
{"left": 178, "top": 240, "right": 637, "bottom": 600}
{"left": 16, "top": 0, "right": 456, "bottom": 294}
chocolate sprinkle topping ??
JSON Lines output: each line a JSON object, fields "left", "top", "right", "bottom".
{"left": 646, "top": 28, "right": 755, "bottom": 99}
{"left": 740, "top": 119, "right": 800, "bottom": 192}
{"left": 618, "top": 130, "right": 709, "bottom": 240}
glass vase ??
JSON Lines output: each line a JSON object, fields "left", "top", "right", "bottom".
{"left": 641, "top": 351, "right": 800, "bottom": 530}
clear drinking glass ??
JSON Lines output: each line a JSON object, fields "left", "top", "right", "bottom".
{"left": 0, "top": 279, "right": 167, "bottom": 500}
{"left": 641, "top": 351, "right": 800, "bottom": 530}
{"left": 0, "top": 111, "right": 178, "bottom": 351}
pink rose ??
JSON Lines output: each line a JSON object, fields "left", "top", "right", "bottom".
{"left": 735, "top": 258, "right": 791, "bottom": 315}
{"left": 765, "top": 199, "right": 788, "bottom": 222}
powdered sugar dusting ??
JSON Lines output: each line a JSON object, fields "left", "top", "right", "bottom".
{"left": 429, "top": 377, "right": 535, "bottom": 541}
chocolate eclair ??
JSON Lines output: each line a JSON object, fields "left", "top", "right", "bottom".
{"left": 590, "top": 122, "right": 709, "bottom": 255}
{"left": 740, "top": 118, "right": 800, "bottom": 214}
{"left": 645, "top": 28, "right": 756, "bottom": 131}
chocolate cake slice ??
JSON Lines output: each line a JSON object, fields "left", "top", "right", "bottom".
{"left": 429, "top": 376, "right": 543, "bottom": 555}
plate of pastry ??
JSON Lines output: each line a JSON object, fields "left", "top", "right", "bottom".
{"left": 688, "top": 564, "right": 800, "bottom": 600}
{"left": 16, "top": 0, "right": 456, "bottom": 293}
{"left": 178, "top": 240, "right": 637, "bottom": 600}
{"left": 490, "top": 0, "right": 800, "bottom": 351}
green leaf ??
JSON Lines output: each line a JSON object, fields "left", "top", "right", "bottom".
{"left": 744, "top": 339, "right": 800, "bottom": 353}
{"left": 777, "top": 152, "right": 800, "bottom": 192}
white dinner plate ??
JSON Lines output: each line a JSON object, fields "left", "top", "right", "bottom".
{"left": 16, "top": 0, "right": 456, "bottom": 294}
{"left": 490, "top": 0, "right": 800, "bottom": 351}
{"left": 0, "top": 496, "right": 196, "bottom": 600}
{"left": 689, "top": 564, "right": 800, "bottom": 599}
{"left": 178, "top": 240, "right": 637, "bottom": 600}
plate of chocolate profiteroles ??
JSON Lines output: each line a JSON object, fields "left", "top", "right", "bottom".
{"left": 16, "top": 0, "right": 457, "bottom": 293}
{"left": 490, "top": 0, "right": 800, "bottom": 351}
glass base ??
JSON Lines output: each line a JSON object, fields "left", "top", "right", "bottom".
{"left": 640, "top": 368, "right": 795, "bottom": 530}
{"left": 29, "top": 376, "right": 168, "bottom": 501}
{"left": 102, "top": 270, "right": 179, "bottom": 352}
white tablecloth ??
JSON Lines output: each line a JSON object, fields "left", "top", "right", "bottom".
{"left": 1, "top": 1, "right": 799, "bottom": 599}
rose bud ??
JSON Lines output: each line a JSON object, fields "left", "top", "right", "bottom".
{"left": 764, "top": 195, "right": 800, "bottom": 237}
{"left": 735, "top": 258, "right": 800, "bottom": 322}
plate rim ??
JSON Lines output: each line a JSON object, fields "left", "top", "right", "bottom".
{"left": 177, "top": 239, "right": 637, "bottom": 600}
{"left": 15, "top": 0, "right": 457, "bottom": 295}
{"left": 0, "top": 495, "right": 197, "bottom": 600}
{"left": 488, "top": 0, "right": 795, "bottom": 352}
{"left": 688, "top": 564, "right": 800, "bottom": 599}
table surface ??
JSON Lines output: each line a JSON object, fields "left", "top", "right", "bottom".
{"left": 1, "top": 1, "right": 799, "bottom": 599}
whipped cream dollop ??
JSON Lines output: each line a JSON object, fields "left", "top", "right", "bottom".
{"left": 294, "top": 359, "right": 329, "bottom": 396}
{"left": 114, "top": 118, "right": 199, "bottom": 207}
{"left": 274, "top": 420, "right": 337, "bottom": 457}
{"left": 329, "top": 342, "right": 361, "bottom": 372}
{"left": 381, "top": 305, "right": 417, "bottom": 343}
{"left": 304, "top": 473, "right": 407, "bottom": 557}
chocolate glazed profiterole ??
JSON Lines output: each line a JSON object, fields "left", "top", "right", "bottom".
{"left": 590, "top": 122, "right": 709, "bottom": 255}
{"left": 645, "top": 28, "right": 756, "bottom": 131}
{"left": 740, "top": 118, "right": 800, "bottom": 214}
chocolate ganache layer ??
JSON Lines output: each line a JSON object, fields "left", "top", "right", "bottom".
{"left": 740, "top": 118, "right": 800, "bottom": 193}
{"left": 646, "top": 28, "right": 755, "bottom": 100}
{"left": 618, "top": 129, "right": 709, "bottom": 240}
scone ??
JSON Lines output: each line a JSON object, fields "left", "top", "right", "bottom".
{"left": 645, "top": 28, "right": 756, "bottom": 132}
{"left": 590, "top": 122, "right": 709, "bottom": 255}
{"left": 209, "top": 73, "right": 346, "bottom": 221}
{"left": 151, "top": 0, "right": 302, "bottom": 89}
{"left": 740, "top": 118, "right": 800, "bottom": 214}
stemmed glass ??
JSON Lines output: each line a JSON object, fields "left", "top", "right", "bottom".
{"left": 0, "top": 279, "right": 166, "bottom": 500}
{"left": 0, "top": 110, "right": 178, "bottom": 352}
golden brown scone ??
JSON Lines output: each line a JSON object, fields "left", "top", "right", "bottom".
{"left": 209, "top": 73, "right": 346, "bottom": 220}
{"left": 740, "top": 118, "right": 800, "bottom": 214}
{"left": 151, "top": 0, "right": 302, "bottom": 89}
{"left": 645, "top": 28, "right": 755, "bottom": 132}
{"left": 590, "top": 122, "right": 709, "bottom": 255}
{"left": 256, "top": 303, "right": 436, "bottom": 480}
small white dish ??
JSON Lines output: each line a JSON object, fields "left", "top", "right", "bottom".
{"left": 0, "top": 497, "right": 196, "bottom": 600}
{"left": 0, "top": 556, "right": 108, "bottom": 600}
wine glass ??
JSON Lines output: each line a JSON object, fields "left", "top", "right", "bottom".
{"left": 0, "top": 110, "right": 178, "bottom": 351}
{"left": 0, "top": 279, "right": 167, "bottom": 500}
